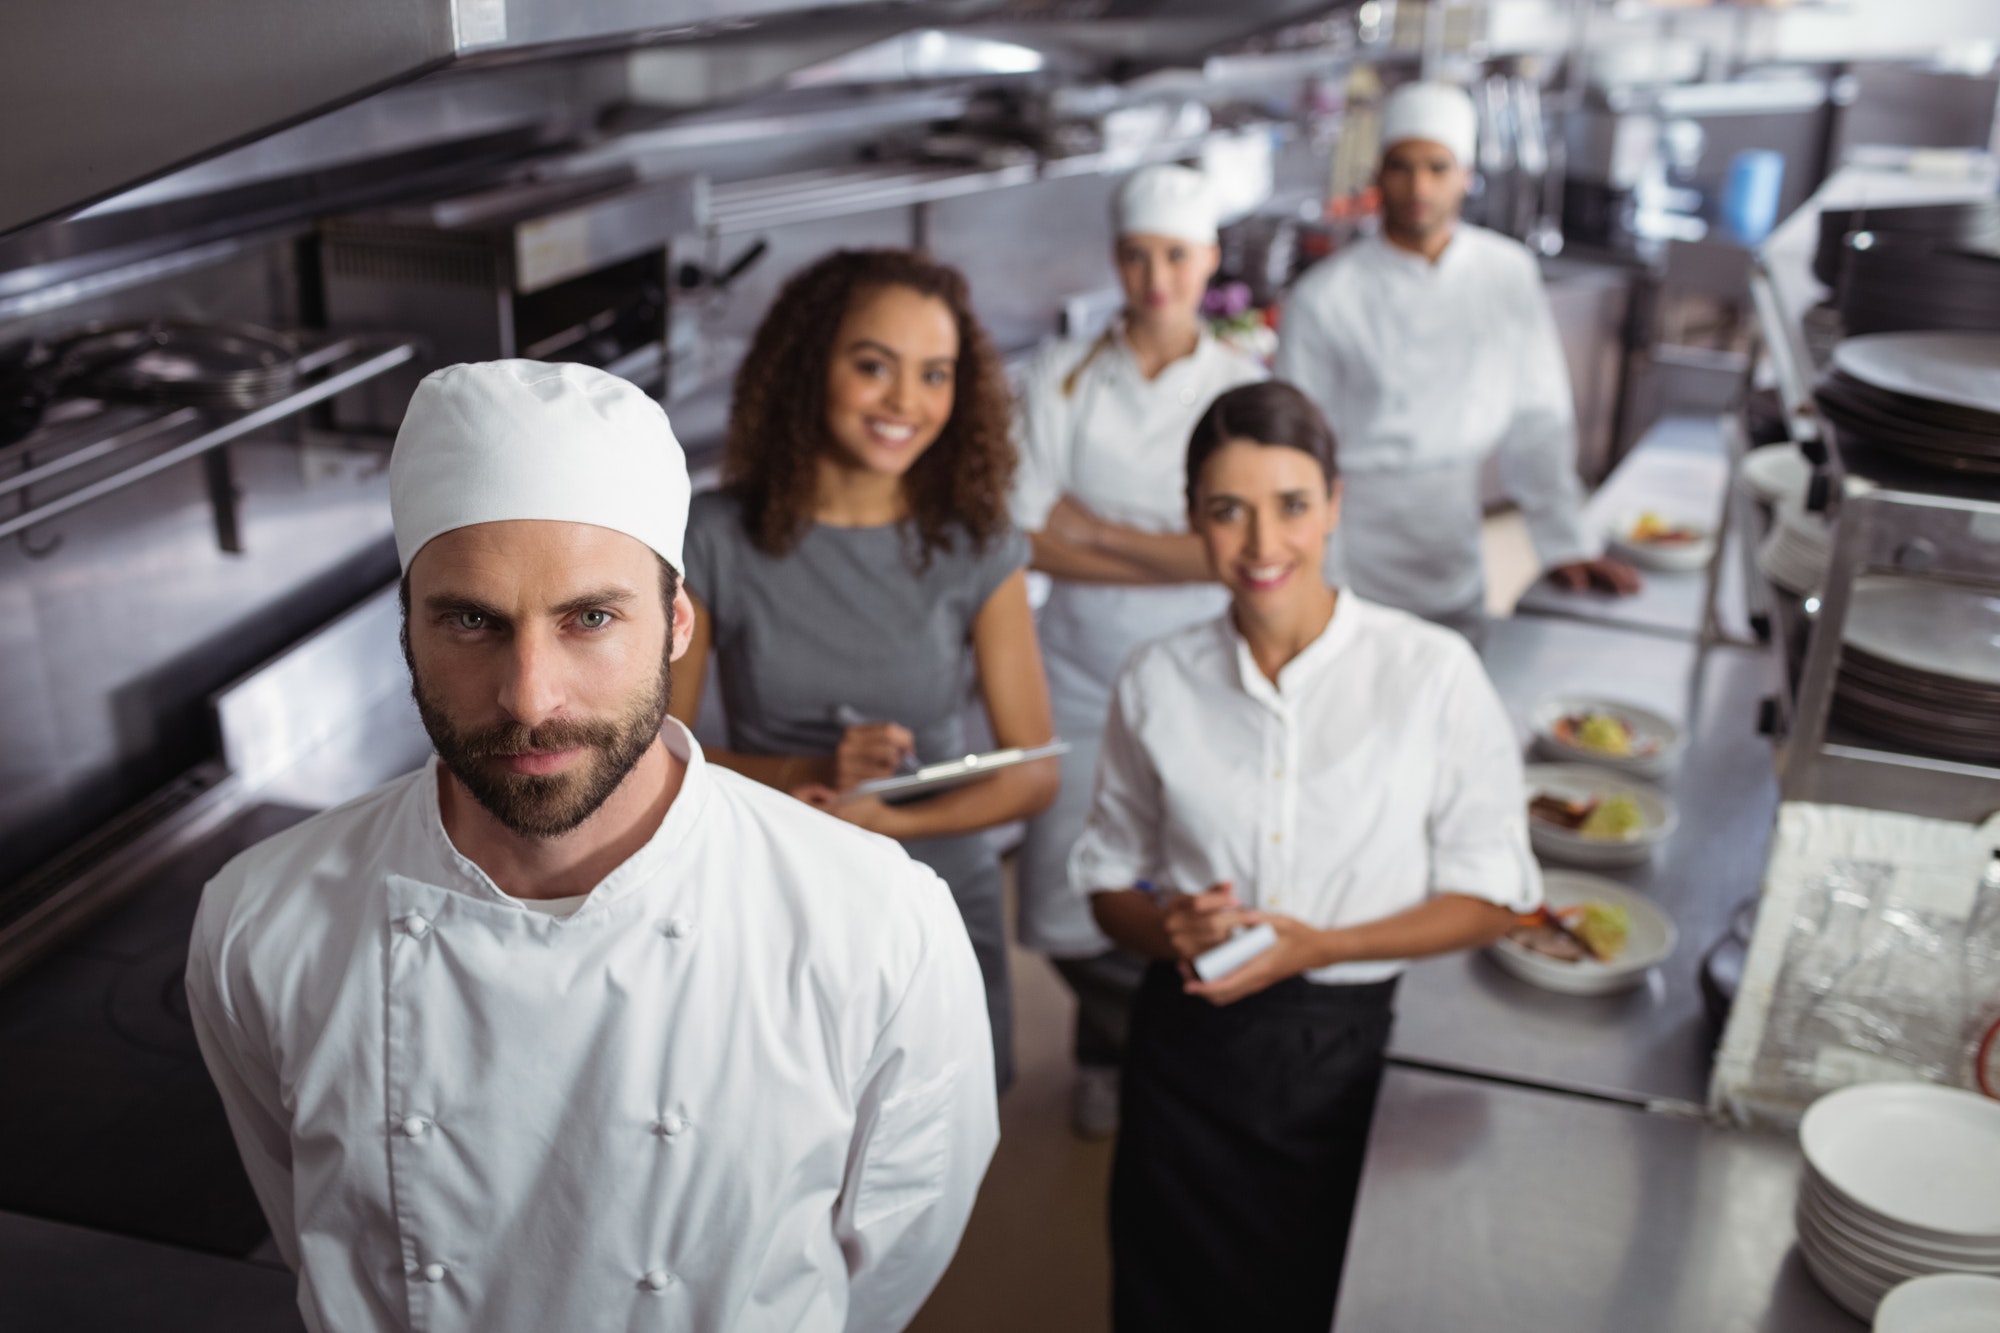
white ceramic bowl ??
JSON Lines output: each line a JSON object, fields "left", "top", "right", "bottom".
{"left": 1608, "top": 512, "right": 1718, "bottom": 572}
{"left": 1800, "top": 1083, "right": 2000, "bottom": 1244}
{"left": 1530, "top": 695, "right": 1685, "bottom": 780}
{"left": 1738, "top": 443, "right": 1812, "bottom": 506}
{"left": 1488, "top": 872, "right": 1677, "bottom": 996}
{"left": 1524, "top": 764, "right": 1677, "bottom": 869}
{"left": 1874, "top": 1273, "right": 2000, "bottom": 1333}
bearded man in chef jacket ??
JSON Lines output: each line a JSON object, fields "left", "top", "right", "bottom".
{"left": 1276, "top": 82, "right": 1638, "bottom": 646}
{"left": 186, "top": 360, "right": 998, "bottom": 1333}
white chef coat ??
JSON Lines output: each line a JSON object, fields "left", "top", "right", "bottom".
{"left": 186, "top": 719, "right": 997, "bottom": 1333}
{"left": 1010, "top": 324, "right": 1265, "bottom": 957}
{"left": 1068, "top": 593, "right": 1541, "bottom": 984}
{"left": 1274, "top": 226, "right": 1598, "bottom": 618}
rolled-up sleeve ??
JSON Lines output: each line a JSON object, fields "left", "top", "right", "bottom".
{"left": 1425, "top": 649, "right": 1543, "bottom": 912}
{"left": 1497, "top": 260, "right": 1598, "bottom": 570}
{"left": 836, "top": 868, "right": 999, "bottom": 1333}
{"left": 1066, "top": 676, "right": 1165, "bottom": 896}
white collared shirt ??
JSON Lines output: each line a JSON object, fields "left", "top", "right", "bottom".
{"left": 186, "top": 720, "right": 997, "bottom": 1333}
{"left": 1068, "top": 594, "right": 1541, "bottom": 984}
{"left": 1275, "top": 226, "right": 1598, "bottom": 616}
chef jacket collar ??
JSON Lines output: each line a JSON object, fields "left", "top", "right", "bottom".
{"left": 416, "top": 716, "right": 715, "bottom": 915}
{"left": 1109, "top": 318, "right": 1223, "bottom": 384}
{"left": 1371, "top": 226, "right": 1470, "bottom": 276}
{"left": 1221, "top": 587, "right": 1359, "bottom": 714}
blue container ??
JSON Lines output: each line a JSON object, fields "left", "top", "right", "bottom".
{"left": 1724, "top": 149, "right": 1787, "bottom": 246}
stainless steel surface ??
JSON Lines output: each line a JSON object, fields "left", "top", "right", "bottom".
{"left": 1388, "top": 616, "right": 1780, "bottom": 1107}
{"left": 1515, "top": 412, "right": 1754, "bottom": 644}
{"left": 0, "top": 1210, "right": 304, "bottom": 1332}
{"left": 708, "top": 162, "right": 1040, "bottom": 235}
{"left": 0, "top": 340, "right": 416, "bottom": 544}
{"left": 1336, "top": 1067, "right": 1862, "bottom": 1332}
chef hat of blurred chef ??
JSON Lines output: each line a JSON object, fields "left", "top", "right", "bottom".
{"left": 1380, "top": 82, "right": 1478, "bottom": 167}
{"left": 390, "top": 359, "right": 690, "bottom": 573}
{"left": 1113, "top": 164, "right": 1219, "bottom": 245}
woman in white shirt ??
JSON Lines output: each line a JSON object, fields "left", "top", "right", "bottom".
{"left": 1012, "top": 164, "right": 1265, "bottom": 1135}
{"left": 1072, "top": 380, "right": 1541, "bottom": 1331}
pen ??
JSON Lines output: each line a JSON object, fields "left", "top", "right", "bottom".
{"left": 833, "top": 704, "right": 920, "bottom": 776}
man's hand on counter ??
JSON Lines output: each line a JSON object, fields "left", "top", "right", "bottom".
{"left": 1546, "top": 556, "right": 1643, "bottom": 597}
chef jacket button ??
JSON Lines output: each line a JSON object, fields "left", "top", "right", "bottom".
{"left": 661, "top": 916, "right": 694, "bottom": 940}
{"left": 655, "top": 1114, "right": 687, "bottom": 1138}
{"left": 402, "top": 914, "right": 431, "bottom": 939}
{"left": 400, "top": 1115, "right": 430, "bottom": 1138}
{"left": 642, "top": 1269, "right": 674, "bottom": 1292}
{"left": 422, "top": 1262, "right": 447, "bottom": 1284}
{"left": 1271, "top": 832, "right": 1282, "bottom": 844}
{"left": 1178, "top": 387, "right": 1196, "bottom": 407}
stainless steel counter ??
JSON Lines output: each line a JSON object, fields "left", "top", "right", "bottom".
{"left": 1514, "top": 413, "right": 1754, "bottom": 646}
{"left": 1335, "top": 1067, "right": 1861, "bottom": 1332}
{"left": 0, "top": 1210, "right": 304, "bottom": 1332}
{"left": 1387, "top": 614, "right": 1781, "bottom": 1107}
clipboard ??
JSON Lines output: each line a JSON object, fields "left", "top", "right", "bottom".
{"left": 846, "top": 740, "right": 1070, "bottom": 801}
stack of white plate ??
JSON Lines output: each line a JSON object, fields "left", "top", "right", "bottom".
{"left": 1834, "top": 576, "right": 2000, "bottom": 763}
{"left": 1757, "top": 494, "right": 1832, "bottom": 595}
{"left": 1737, "top": 442, "right": 1812, "bottom": 507}
{"left": 1796, "top": 1083, "right": 2000, "bottom": 1321}
{"left": 1523, "top": 764, "right": 1677, "bottom": 869}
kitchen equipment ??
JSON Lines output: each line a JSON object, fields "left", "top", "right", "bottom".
{"left": 1830, "top": 576, "right": 2000, "bottom": 762}
{"left": 1795, "top": 1082, "right": 2000, "bottom": 1320}
{"left": 1813, "top": 199, "right": 2000, "bottom": 289}
{"left": 58, "top": 319, "right": 300, "bottom": 412}
{"left": 1756, "top": 495, "right": 1831, "bottom": 596}
{"left": 1530, "top": 695, "right": 1684, "bottom": 780}
{"left": 1523, "top": 763, "right": 1677, "bottom": 870}
{"left": 1837, "top": 240, "right": 2000, "bottom": 339}
{"left": 1737, "top": 443, "right": 1812, "bottom": 506}
{"left": 1489, "top": 872, "right": 1677, "bottom": 996}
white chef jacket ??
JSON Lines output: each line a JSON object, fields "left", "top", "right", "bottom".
{"left": 1274, "top": 226, "right": 1598, "bottom": 617}
{"left": 1009, "top": 325, "right": 1265, "bottom": 956}
{"left": 186, "top": 719, "right": 997, "bottom": 1333}
{"left": 1068, "top": 593, "right": 1541, "bottom": 984}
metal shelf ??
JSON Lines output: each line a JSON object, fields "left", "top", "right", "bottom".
{"left": 0, "top": 334, "right": 417, "bottom": 552}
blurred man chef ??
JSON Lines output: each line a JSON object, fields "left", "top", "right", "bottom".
{"left": 186, "top": 360, "right": 997, "bottom": 1333}
{"left": 1276, "top": 81, "right": 1637, "bottom": 645}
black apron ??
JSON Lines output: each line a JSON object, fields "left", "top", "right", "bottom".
{"left": 1111, "top": 961, "right": 1397, "bottom": 1332}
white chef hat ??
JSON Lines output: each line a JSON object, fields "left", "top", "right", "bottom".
{"left": 1113, "top": 164, "right": 1219, "bottom": 245}
{"left": 1380, "top": 82, "right": 1478, "bottom": 167}
{"left": 390, "top": 360, "right": 690, "bottom": 574}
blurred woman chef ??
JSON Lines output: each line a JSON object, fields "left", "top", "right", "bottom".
{"left": 1011, "top": 164, "right": 1265, "bottom": 1135}
{"left": 1073, "top": 381, "right": 1541, "bottom": 1332}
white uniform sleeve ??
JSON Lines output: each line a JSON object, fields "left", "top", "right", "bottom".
{"left": 1272, "top": 276, "right": 1341, "bottom": 426}
{"left": 836, "top": 868, "right": 999, "bottom": 1333}
{"left": 185, "top": 891, "right": 300, "bottom": 1270}
{"left": 1066, "top": 674, "right": 1166, "bottom": 896}
{"left": 1426, "top": 646, "right": 1543, "bottom": 912}
{"left": 1496, "top": 259, "right": 1599, "bottom": 569}
{"left": 1009, "top": 343, "right": 1074, "bottom": 533}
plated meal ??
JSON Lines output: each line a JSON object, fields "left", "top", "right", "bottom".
{"left": 1488, "top": 872, "right": 1677, "bottom": 996}
{"left": 1609, "top": 510, "right": 1717, "bottom": 573}
{"left": 1523, "top": 765, "right": 1676, "bottom": 869}
{"left": 1531, "top": 696, "right": 1683, "bottom": 781}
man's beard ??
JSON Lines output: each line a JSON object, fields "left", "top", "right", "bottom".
{"left": 412, "top": 658, "right": 672, "bottom": 840}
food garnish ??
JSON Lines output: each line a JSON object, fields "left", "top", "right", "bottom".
{"left": 1528, "top": 791, "right": 1645, "bottom": 841}
{"left": 1628, "top": 512, "right": 1702, "bottom": 545}
{"left": 1507, "top": 901, "right": 1631, "bottom": 964}
{"left": 1551, "top": 711, "right": 1659, "bottom": 758}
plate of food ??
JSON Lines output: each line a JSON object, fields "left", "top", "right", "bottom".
{"left": 1608, "top": 511, "right": 1717, "bottom": 573}
{"left": 1489, "top": 873, "right": 1677, "bottom": 996}
{"left": 1524, "top": 764, "right": 1677, "bottom": 868}
{"left": 1530, "top": 696, "right": 1683, "bottom": 780}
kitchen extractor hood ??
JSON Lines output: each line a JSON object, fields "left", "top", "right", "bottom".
{"left": 0, "top": 0, "right": 970, "bottom": 239}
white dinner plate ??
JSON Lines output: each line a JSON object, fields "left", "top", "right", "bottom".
{"left": 1488, "top": 872, "right": 1677, "bottom": 996}
{"left": 1844, "top": 576, "right": 2000, "bottom": 689}
{"left": 1800, "top": 1083, "right": 2000, "bottom": 1242}
{"left": 1832, "top": 332, "right": 2000, "bottom": 415}
{"left": 1803, "top": 1170, "right": 2000, "bottom": 1266}
{"left": 1530, "top": 696, "right": 1684, "bottom": 780}
{"left": 1874, "top": 1273, "right": 2000, "bottom": 1333}
{"left": 1799, "top": 1223, "right": 1890, "bottom": 1320}
{"left": 1523, "top": 764, "right": 1676, "bottom": 869}
{"left": 1738, "top": 443, "right": 1813, "bottom": 506}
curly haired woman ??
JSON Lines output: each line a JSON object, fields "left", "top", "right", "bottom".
{"left": 669, "top": 249, "right": 1059, "bottom": 1088}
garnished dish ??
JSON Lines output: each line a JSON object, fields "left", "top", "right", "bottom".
{"left": 1550, "top": 711, "right": 1661, "bottom": 759}
{"left": 1507, "top": 901, "right": 1631, "bottom": 964}
{"left": 1528, "top": 791, "right": 1644, "bottom": 842}
{"left": 1624, "top": 511, "right": 1705, "bottom": 546}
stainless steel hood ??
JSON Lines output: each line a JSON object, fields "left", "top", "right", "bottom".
{"left": 0, "top": 0, "right": 937, "bottom": 238}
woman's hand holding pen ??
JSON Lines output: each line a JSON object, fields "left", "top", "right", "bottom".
{"left": 833, "top": 721, "right": 916, "bottom": 792}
